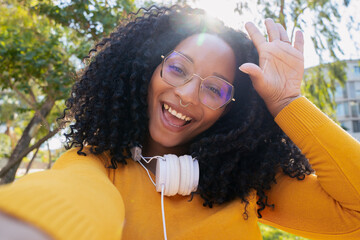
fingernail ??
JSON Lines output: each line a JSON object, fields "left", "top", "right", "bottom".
{"left": 239, "top": 66, "right": 248, "bottom": 74}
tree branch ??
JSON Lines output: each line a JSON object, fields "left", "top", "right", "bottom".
{"left": 25, "top": 147, "right": 40, "bottom": 175}
{"left": 279, "top": 0, "right": 286, "bottom": 29}
{"left": 8, "top": 80, "right": 52, "bottom": 131}
{"left": 47, "top": 141, "right": 52, "bottom": 169}
{"left": 9, "top": 81, "right": 36, "bottom": 109}
{"left": 290, "top": 6, "right": 307, "bottom": 42}
{"left": 0, "top": 128, "right": 60, "bottom": 178}
{"left": 28, "top": 88, "right": 38, "bottom": 107}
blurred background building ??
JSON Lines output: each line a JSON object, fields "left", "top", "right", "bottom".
{"left": 335, "top": 60, "right": 360, "bottom": 141}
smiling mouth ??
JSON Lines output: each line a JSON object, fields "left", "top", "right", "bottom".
{"left": 162, "top": 103, "right": 192, "bottom": 127}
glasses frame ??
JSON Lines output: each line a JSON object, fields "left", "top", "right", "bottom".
{"left": 160, "top": 50, "right": 235, "bottom": 110}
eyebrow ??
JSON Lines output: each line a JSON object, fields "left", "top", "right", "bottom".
{"left": 178, "top": 51, "right": 231, "bottom": 83}
{"left": 178, "top": 51, "right": 194, "bottom": 63}
{"left": 213, "top": 73, "right": 230, "bottom": 82}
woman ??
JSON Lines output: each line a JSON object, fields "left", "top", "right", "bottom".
{"left": 0, "top": 5, "right": 359, "bottom": 240}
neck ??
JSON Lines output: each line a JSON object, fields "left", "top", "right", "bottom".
{"left": 142, "top": 132, "right": 190, "bottom": 156}
{"left": 141, "top": 133, "right": 190, "bottom": 174}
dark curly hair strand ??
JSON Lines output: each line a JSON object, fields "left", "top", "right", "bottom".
{"left": 61, "top": 5, "right": 313, "bottom": 218}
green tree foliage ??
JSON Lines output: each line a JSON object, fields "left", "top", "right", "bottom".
{"left": 235, "top": 0, "right": 355, "bottom": 118}
{"left": 0, "top": 1, "right": 74, "bottom": 100}
{"left": 0, "top": 0, "right": 136, "bottom": 183}
{"left": 0, "top": 0, "right": 74, "bottom": 184}
{"left": 259, "top": 223, "right": 310, "bottom": 240}
{"left": 32, "top": 0, "right": 135, "bottom": 59}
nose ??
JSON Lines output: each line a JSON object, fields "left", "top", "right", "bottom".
{"left": 174, "top": 74, "right": 201, "bottom": 106}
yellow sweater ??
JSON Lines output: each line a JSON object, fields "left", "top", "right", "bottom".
{"left": 0, "top": 97, "right": 359, "bottom": 240}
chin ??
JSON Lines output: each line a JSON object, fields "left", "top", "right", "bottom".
{"left": 148, "top": 126, "right": 191, "bottom": 151}
{"left": 152, "top": 133, "right": 183, "bottom": 148}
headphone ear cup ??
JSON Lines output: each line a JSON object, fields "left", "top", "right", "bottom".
{"left": 192, "top": 159, "right": 199, "bottom": 192}
{"left": 164, "top": 154, "right": 180, "bottom": 196}
{"left": 156, "top": 157, "right": 166, "bottom": 193}
{"left": 178, "top": 155, "right": 188, "bottom": 195}
{"left": 187, "top": 155, "right": 194, "bottom": 196}
{"left": 156, "top": 154, "right": 198, "bottom": 196}
{"left": 166, "top": 155, "right": 172, "bottom": 195}
{"left": 179, "top": 155, "right": 192, "bottom": 195}
{"left": 172, "top": 155, "right": 180, "bottom": 196}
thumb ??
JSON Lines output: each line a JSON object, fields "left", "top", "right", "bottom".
{"left": 239, "top": 63, "right": 264, "bottom": 89}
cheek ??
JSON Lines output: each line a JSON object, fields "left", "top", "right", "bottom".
{"left": 147, "top": 68, "right": 161, "bottom": 105}
{"left": 198, "top": 109, "right": 225, "bottom": 132}
{"left": 147, "top": 86, "right": 155, "bottom": 118}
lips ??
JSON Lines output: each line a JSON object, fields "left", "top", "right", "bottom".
{"left": 160, "top": 102, "right": 193, "bottom": 129}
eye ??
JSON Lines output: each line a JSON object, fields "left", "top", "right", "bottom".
{"left": 168, "top": 65, "right": 186, "bottom": 76}
{"left": 206, "top": 86, "right": 222, "bottom": 97}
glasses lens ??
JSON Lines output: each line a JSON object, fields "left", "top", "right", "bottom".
{"left": 161, "top": 51, "right": 234, "bottom": 110}
{"left": 162, "top": 52, "right": 193, "bottom": 86}
{"left": 200, "top": 77, "right": 233, "bottom": 109}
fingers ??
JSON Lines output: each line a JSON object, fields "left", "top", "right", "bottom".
{"left": 265, "top": 19, "right": 280, "bottom": 42}
{"left": 246, "top": 19, "right": 293, "bottom": 47}
{"left": 239, "top": 63, "right": 265, "bottom": 89}
{"left": 245, "top": 22, "right": 266, "bottom": 49}
{"left": 276, "top": 23, "right": 290, "bottom": 43}
{"left": 294, "top": 30, "right": 304, "bottom": 54}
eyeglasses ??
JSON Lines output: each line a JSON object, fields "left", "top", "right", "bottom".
{"left": 160, "top": 51, "right": 235, "bottom": 110}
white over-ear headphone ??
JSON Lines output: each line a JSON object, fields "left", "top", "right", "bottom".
{"left": 131, "top": 146, "right": 199, "bottom": 196}
{"left": 156, "top": 154, "right": 199, "bottom": 196}
{"left": 130, "top": 146, "right": 200, "bottom": 240}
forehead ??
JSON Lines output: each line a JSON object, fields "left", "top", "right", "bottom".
{"left": 173, "top": 33, "right": 236, "bottom": 83}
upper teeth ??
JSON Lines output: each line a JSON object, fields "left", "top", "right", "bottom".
{"left": 164, "top": 103, "right": 192, "bottom": 121}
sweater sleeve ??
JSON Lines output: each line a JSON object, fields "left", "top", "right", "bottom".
{"left": 258, "top": 97, "right": 360, "bottom": 239}
{"left": 0, "top": 148, "right": 125, "bottom": 240}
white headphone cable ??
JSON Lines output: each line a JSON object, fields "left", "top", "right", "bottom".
{"left": 138, "top": 159, "right": 156, "bottom": 186}
{"left": 130, "top": 147, "right": 198, "bottom": 240}
{"left": 136, "top": 154, "right": 168, "bottom": 240}
{"left": 161, "top": 184, "right": 168, "bottom": 240}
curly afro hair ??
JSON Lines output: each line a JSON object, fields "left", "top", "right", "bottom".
{"left": 62, "top": 5, "right": 313, "bottom": 217}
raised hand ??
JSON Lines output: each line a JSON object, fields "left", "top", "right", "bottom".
{"left": 239, "top": 19, "right": 305, "bottom": 117}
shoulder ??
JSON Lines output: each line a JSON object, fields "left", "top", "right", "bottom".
{"left": 52, "top": 147, "right": 111, "bottom": 173}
